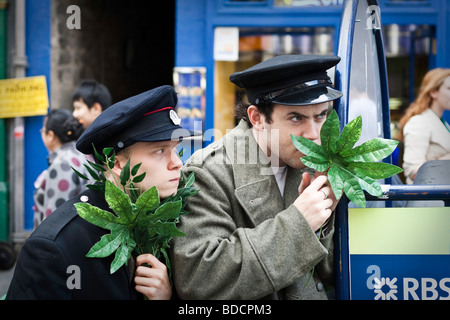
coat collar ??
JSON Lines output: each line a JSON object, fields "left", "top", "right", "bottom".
{"left": 284, "top": 166, "right": 304, "bottom": 207}
{"left": 223, "top": 120, "right": 304, "bottom": 225}
{"left": 223, "top": 120, "right": 273, "bottom": 188}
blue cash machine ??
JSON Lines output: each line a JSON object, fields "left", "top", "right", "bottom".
{"left": 333, "top": 0, "right": 450, "bottom": 300}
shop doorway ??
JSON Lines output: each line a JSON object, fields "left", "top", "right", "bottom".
{"left": 51, "top": 0, "right": 175, "bottom": 108}
{"left": 214, "top": 26, "right": 336, "bottom": 136}
{"left": 383, "top": 24, "right": 436, "bottom": 139}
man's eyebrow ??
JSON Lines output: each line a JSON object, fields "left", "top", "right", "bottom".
{"left": 286, "top": 111, "right": 308, "bottom": 118}
{"left": 147, "top": 141, "right": 176, "bottom": 150}
{"left": 286, "top": 108, "right": 329, "bottom": 118}
{"left": 315, "top": 108, "right": 329, "bottom": 116}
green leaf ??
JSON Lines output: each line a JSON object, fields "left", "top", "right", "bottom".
{"left": 86, "top": 231, "right": 124, "bottom": 258}
{"left": 102, "top": 147, "right": 114, "bottom": 157}
{"left": 84, "top": 163, "right": 100, "bottom": 181}
{"left": 135, "top": 186, "right": 160, "bottom": 216}
{"left": 328, "top": 164, "right": 344, "bottom": 200}
{"left": 343, "top": 165, "right": 383, "bottom": 197}
{"left": 160, "top": 247, "right": 173, "bottom": 282}
{"left": 152, "top": 200, "right": 183, "bottom": 222}
{"left": 335, "top": 115, "right": 362, "bottom": 153}
{"left": 104, "top": 180, "right": 134, "bottom": 224}
{"left": 72, "top": 167, "right": 89, "bottom": 181}
{"left": 120, "top": 160, "right": 131, "bottom": 187}
{"left": 290, "top": 109, "right": 402, "bottom": 208}
{"left": 93, "top": 144, "right": 105, "bottom": 163}
{"left": 320, "top": 109, "right": 340, "bottom": 154}
{"left": 348, "top": 161, "right": 403, "bottom": 180}
{"left": 131, "top": 163, "right": 141, "bottom": 176}
{"left": 110, "top": 237, "right": 136, "bottom": 274}
{"left": 109, "top": 152, "right": 116, "bottom": 168}
{"left": 184, "top": 172, "right": 196, "bottom": 188}
{"left": 301, "top": 155, "right": 330, "bottom": 173}
{"left": 341, "top": 138, "right": 399, "bottom": 162}
{"left": 339, "top": 167, "right": 367, "bottom": 208}
{"left": 86, "top": 160, "right": 106, "bottom": 173}
{"left": 75, "top": 202, "right": 121, "bottom": 230}
{"left": 176, "top": 187, "right": 200, "bottom": 202}
{"left": 150, "top": 221, "right": 186, "bottom": 237}
{"left": 291, "top": 134, "right": 327, "bottom": 159}
{"left": 132, "top": 172, "right": 146, "bottom": 183}
{"left": 86, "top": 183, "right": 104, "bottom": 192}
{"left": 128, "top": 182, "right": 139, "bottom": 203}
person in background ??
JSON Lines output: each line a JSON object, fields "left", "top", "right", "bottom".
{"left": 72, "top": 79, "right": 112, "bottom": 129}
{"left": 33, "top": 109, "right": 88, "bottom": 228}
{"left": 399, "top": 68, "right": 450, "bottom": 184}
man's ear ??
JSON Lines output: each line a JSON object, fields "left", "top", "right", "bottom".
{"left": 91, "top": 102, "right": 103, "bottom": 117}
{"left": 247, "top": 105, "right": 265, "bottom": 130}
{"left": 111, "top": 154, "right": 126, "bottom": 178}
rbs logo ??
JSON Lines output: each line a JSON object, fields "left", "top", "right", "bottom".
{"left": 366, "top": 265, "right": 450, "bottom": 300}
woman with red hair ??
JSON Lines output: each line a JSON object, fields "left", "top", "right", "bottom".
{"left": 399, "top": 68, "right": 450, "bottom": 184}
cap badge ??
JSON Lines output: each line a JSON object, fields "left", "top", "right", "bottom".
{"left": 169, "top": 109, "right": 181, "bottom": 125}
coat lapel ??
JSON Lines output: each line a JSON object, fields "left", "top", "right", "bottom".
{"left": 225, "top": 121, "right": 284, "bottom": 226}
{"left": 224, "top": 121, "right": 314, "bottom": 226}
{"left": 283, "top": 166, "right": 301, "bottom": 208}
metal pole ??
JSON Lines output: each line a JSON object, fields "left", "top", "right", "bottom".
{"left": 334, "top": 0, "right": 358, "bottom": 300}
{"left": 365, "top": 184, "right": 450, "bottom": 206}
{"left": 334, "top": 198, "right": 351, "bottom": 300}
{"left": 0, "top": 0, "right": 8, "bottom": 242}
{"left": 9, "top": 0, "right": 28, "bottom": 248}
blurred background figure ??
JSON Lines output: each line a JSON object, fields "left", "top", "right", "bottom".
{"left": 399, "top": 68, "right": 450, "bottom": 184}
{"left": 33, "top": 109, "right": 88, "bottom": 228}
{"left": 72, "top": 79, "right": 112, "bottom": 130}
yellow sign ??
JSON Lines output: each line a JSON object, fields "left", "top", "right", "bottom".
{"left": 349, "top": 207, "right": 450, "bottom": 255}
{"left": 0, "top": 76, "right": 49, "bottom": 118}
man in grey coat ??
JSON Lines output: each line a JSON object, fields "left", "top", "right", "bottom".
{"left": 170, "top": 55, "right": 343, "bottom": 300}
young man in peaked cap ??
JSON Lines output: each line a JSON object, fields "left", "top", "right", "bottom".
{"left": 7, "top": 85, "right": 194, "bottom": 300}
{"left": 170, "top": 55, "right": 342, "bottom": 300}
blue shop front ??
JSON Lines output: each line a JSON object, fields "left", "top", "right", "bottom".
{"left": 175, "top": 0, "right": 450, "bottom": 300}
{"left": 175, "top": 0, "right": 449, "bottom": 145}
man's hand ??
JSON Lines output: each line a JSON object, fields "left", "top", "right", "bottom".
{"left": 294, "top": 172, "right": 338, "bottom": 232}
{"left": 134, "top": 254, "right": 172, "bottom": 300}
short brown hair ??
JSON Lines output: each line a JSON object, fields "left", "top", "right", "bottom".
{"left": 234, "top": 99, "right": 275, "bottom": 128}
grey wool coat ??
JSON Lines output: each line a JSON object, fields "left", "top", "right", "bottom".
{"left": 170, "top": 120, "right": 335, "bottom": 300}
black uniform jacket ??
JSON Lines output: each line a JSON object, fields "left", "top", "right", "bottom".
{"left": 6, "top": 188, "right": 139, "bottom": 300}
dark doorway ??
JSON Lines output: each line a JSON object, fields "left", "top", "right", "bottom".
{"left": 52, "top": 0, "right": 175, "bottom": 106}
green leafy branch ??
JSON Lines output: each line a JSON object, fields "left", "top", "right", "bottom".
{"left": 72, "top": 146, "right": 146, "bottom": 202}
{"left": 72, "top": 146, "right": 199, "bottom": 274}
{"left": 291, "top": 109, "right": 402, "bottom": 208}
